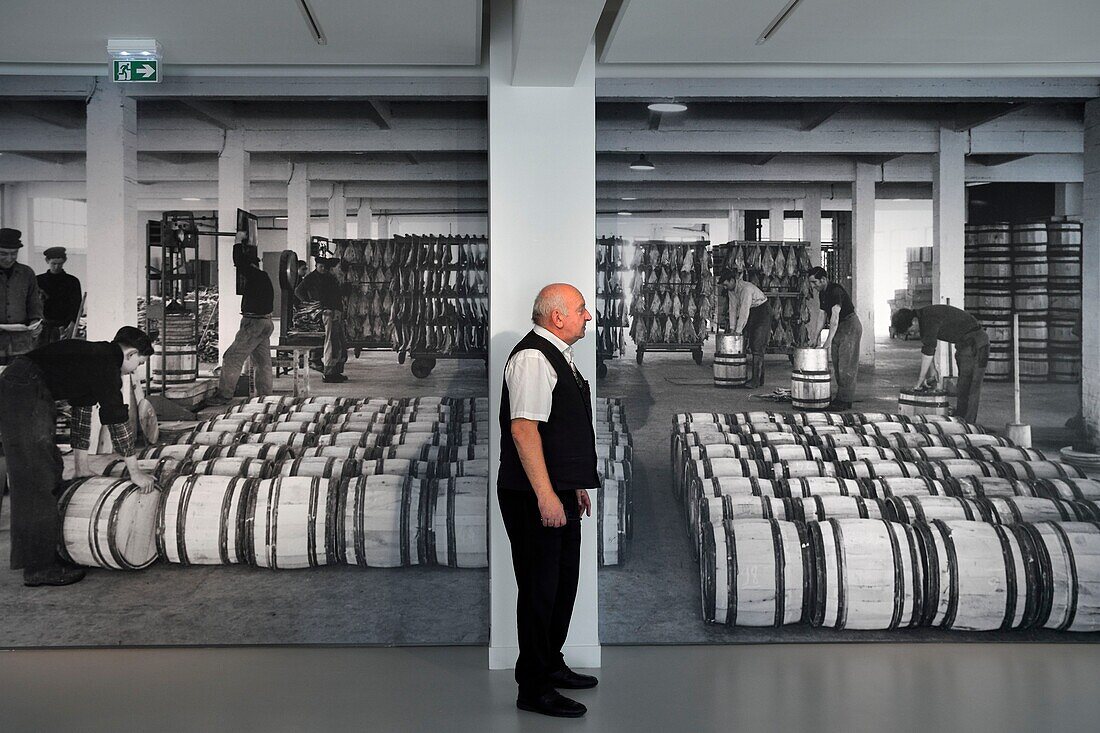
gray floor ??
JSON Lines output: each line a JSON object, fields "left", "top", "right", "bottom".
{"left": 0, "top": 351, "right": 490, "bottom": 648}
{"left": 598, "top": 336, "right": 1096, "bottom": 644}
{"left": 2, "top": 644, "right": 1098, "bottom": 733}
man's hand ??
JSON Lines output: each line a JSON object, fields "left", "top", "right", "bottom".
{"left": 538, "top": 492, "right": 566, "bottom": 528}
{"left": 27, "top": 318, "right": 43, "bottom": 336}
{"left": 576, "top": 489, "right": 592, "bottom": 519}
{"left": 129, "top": 469, "right": 157, "bottom": 493}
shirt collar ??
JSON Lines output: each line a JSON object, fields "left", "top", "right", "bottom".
{"left": 532, "top": 324, "right": 574, "bottom": 363}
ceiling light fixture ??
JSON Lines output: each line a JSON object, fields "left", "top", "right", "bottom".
{"left": 647, "top": 102, "right": 688, "bottom": 113}
{"left": 621, "top": 196, "right": 638, "bottom": 201}
{"left": 182, "top": 197, "right": 202, "bottom": 202}
{"left": 295, "top": 0, "right": 328, "bottom": 46}
{"left": 629, "top": 154, "right": 655, "bottom": 171}
{"left": 756, "top": 0, "right": 805, "bottom": 45}
{"left": 617, "top": 211, "right": 633, "bottom": 216}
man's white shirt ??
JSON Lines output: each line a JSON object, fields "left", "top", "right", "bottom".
{"left": 504, "top": 325, "right": 574, "bottom": 422}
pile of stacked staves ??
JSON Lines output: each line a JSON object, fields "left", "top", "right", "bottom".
{"left": 387, "top": 235, "right": 488, "bottom": 357}
{"left": 628, "top": 241, "right": 714, "bottom": 349}
{"left": 595, "top": 396, "right": 633, "bottom": 566}
{"left": 669, "top": 410, "right": 1100, "bottom": 632}
{"left": 57, "top": 395, "right": 635, "bottom": 572}
{"left": 596, "top": 238, "right": 629, "bottom": 362}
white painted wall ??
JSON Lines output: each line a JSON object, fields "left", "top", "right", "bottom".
{"left": 874, "top": 200, "right": 933, "bottom": 335}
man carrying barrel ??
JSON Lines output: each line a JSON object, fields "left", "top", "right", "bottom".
{"left": 891, "top": 305, "right": 989, "bottom": 424}
{"left": 808, "top": 267, "right": 862, "bottom": 410}
{"left": 498, "top": 283, "right": 597, "bottom": 719}
{"left": 0, "top": 326, "right": 157, "bottom": 586}
{"left": 726, "top": 271, "right": 771, "bottom": 388}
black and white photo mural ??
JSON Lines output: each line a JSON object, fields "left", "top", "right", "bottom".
{"left": 593, "top": 95, "right": 1098, "bottom": 643}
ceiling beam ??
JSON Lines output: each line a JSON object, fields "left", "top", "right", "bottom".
{"left": 0, "top": 101, "right": 84, "bottom": 130}
{"left": 800, "top": 102, "right": 846, "bottom": 131}
{"left": 179, "top": 100, "right": 237, "bottom": 130}
{"left": 647, "top": 111, "right": 662, "bottom": 131}
{"left": 121, "top": 75, "right": 488, "bottom": 100}
{"left": 967, "top": 153, "right": 1032, "bottom": 167}
{"left": 362, "top": 100, "right": 393, "bottom": 130}
{"left": 510, "top": 0, "right": 607, "bottom": 85}
{"left": 952, "top": 102, "right": 1025, "bottom": 131}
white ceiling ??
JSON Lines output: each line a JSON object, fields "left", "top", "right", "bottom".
{"left": 602, "top": 0, "right": 1100, "bottom": 66}
{"left": 0, "top": 1, "right": 483, "bottom": 66}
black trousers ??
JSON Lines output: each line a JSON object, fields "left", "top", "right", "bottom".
{"left": 744, "top": 301, "right": 771, "bottom": 355}
{"left": 0, "top": 357, "right": 64, "bottom": 570}
{"left": 955, "top": 330, "right": 989, "bottom": 424}
{"left": 497, "top": 487, "right": 581, "bottom": 697}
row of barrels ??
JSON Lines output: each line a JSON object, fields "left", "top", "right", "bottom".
{"left": 701, "top": 517, "right": 1100, "bottom": 632}
{"left": 595, "top": 399, "right": 633, "bottom": 567}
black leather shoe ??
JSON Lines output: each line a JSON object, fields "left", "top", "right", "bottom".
{"left": 322, "top": 374, "right": 349, "bottom": 383}
{"left": 516, "top": 690, "right": 587, "bottom": 718}
{"left": 24, "top": 563, "right": 86, "bottom": 587}
{"left": 827, "top": 399, "right": 852, "bottom": 411}
{"left": 549, "top": 666, "right": 599, "bottom": 689}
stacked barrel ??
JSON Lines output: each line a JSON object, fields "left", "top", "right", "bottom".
{"left": 672, "top": 410, "right": 1100, "bottom": 632}
{"left": 60, "top": 395, "right": 633, "bottom": 571}
{"left": 1046, "top": 218, "right": 1082, "bottom": 382}
{"left": 1012, "top": 223, "right": 1050, "bottom": 382}
{"left": 964, "top": 224, "right": 1013, "bottom": 381}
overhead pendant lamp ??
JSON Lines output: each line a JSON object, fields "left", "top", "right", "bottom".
{"left": 647, "top": 102, "right": 688, "bottom": 113}
{"left": 630, "top": 154, "right": 655, "bottom": 171}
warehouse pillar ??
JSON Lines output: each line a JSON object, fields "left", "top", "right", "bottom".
{"left": 803, "top": 192, "right": 822, "bottom": 266}
{"left": 328, "top": 183, "right": 347, "bottom": 239}
{"left": 286, "top": 163, "right": 310, "bottom": 262}
{"left": 727, "top": 207, "right": 744, "bottom": 241}
{"left": 1055, "top": 183, "right": 1084, "bottom": 217}
{"left": 218, "top": 128, "right": 250, "bottom": 354}
{"left": 85, "top": 82, "right": 139, "bottom": 341}
{"left": 852, "top": 162, "right": 876, "bottom": 365}
{"left": 933, "top": 128, "right": 967, "bottom": 315}
{"left": 1082, "top": 100, "right": 1100, "bottom": 444}
{"left": 769, "top": 203, "right": 785, "bottom": 241}
{"left": 377, "top": 215, "right": 390, "bottom": 239}
{"left": 355, "top": 199, "right": 373, "bottom": 239}
{"left": 488, "top": 2, "right": 599, "bottom": 670}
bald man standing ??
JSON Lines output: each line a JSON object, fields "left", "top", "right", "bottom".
{"left": 498, "top": 283, "right": 598, "bottom": 718}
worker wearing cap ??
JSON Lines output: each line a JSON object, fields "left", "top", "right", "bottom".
{"left": 37, "top": 246, "right": 83, "bottom": 346}
{"left": 207, "top": 251, "right": 275, "bottom": 405}
{"left": 0, "top": 228, "right": 44, "bottom": 364}
{"left": 294, "top": 256, "right": 347, "bottom": 383}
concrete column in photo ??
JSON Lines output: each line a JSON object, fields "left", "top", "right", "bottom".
{"left": 769, "top": 202, "right": 785, "bottom": 241}
{"left": 852, "top": 161, "right": 877, "bottom": 365}
{"left": 86, "top": 82, "right": 139, "bottom": 340}
{"left": 803, "top": 192, "right": 823, "bottom": 267}
{"left": 1055, "top": 183, "right": 1084, "bottom": 217}
{"left": 286, "top": 163, "right": 310, "bottom": 261}
{"left": 328, "top": 183, "right": 347, "bottom": 239}
{"left": 488, "top": 0, "right": 600, "bottom": 671}
{"left": 355, "top": 199, "right": 373, "bottom": 239}
{"left": 1082, "top": 100, "right": 1100, "bottom": 444}
{"left": 377, "top": 214, "right": 390, "bottom": 239}
{"left": 218, "top": 128, "right": 250, "bottom": 355}
{"left": 727, "top": 207, "right": 745, "bottom": 241}
{"left": 933, "top": 128, "right": 967, "bottom": 377}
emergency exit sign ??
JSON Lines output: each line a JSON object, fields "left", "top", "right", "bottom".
{"left": 111, "top": 58, "right": 159, "bottom": 83}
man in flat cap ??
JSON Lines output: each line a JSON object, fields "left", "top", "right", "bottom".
{"left": 37, "top": 246, "right": 83, "bottom": 346}
{"left": 294, "top": 256, "right": 348, "bottom": 383}
{"left": 0, "top": 229, "right": 43, "bottom": 365}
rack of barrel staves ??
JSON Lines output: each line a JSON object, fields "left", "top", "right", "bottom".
{"left": 54, "top": 396, "right": 634, "bottom": 573}
{"left": 671, "top": 410, "right": 1100, "bottom": 632}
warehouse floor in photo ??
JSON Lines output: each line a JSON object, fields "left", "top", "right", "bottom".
{"left": 597, "top": 336, "right": 1100, "bottom": 644}
{"left": 0, "top": 351, "right": 490, "bottom": 648}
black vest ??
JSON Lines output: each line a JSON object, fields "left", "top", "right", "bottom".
{"left": 497, "top": 331, "right": 599, "bottom": 493}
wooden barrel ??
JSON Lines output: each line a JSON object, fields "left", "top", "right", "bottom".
{"left": 157, "top": 475, "right": 254, "bottom": 564}
{"left": 860, "top": 477, "right": 953, "bottom": 499}
{"left": 700, "top": 519, "right": 811, "bottom": 626}
{"left": 886, "top": 495, "right": 994, "bottom": 524}
{"left": 898, "top": 390, "right": 949, "bottom": 417}
{"left": 245, "top": 395, "right": 290, "bottom": 407}
{"left": 216, "top": 443, "right": 292, "bottom": 462}
{"left": 757, "top": 445, "right": 824, "bottom": 463}
{"left": 181, "top": 431, "right": 244, "bottom": 447}
{"left": 1017, "top": 312, "right": 1049, "bottom": 383}
{"left": 791, "top": 348, "right": 830, "bottom": 410}
{"left": 882, "top": 433, "right": 948, "bottom": 449}
{"left": 139, "top": 444, "right": 218, "bottom": 462}
{"left": 794, "top": 425, "right": 849, "bottom": 439}
{"left": 860, "top": 422, "right": 927, "bottom": 438}
{"left": 302, "top": 445, "right": 366, "bottom": 461}
{"left": 793, "top": 495, "right": 883, "bottom": 522}
{"left": 1034, "top": 478, "right": 1100, "bottom": 502}
{"left": 596, "top": 443, "right": 632, "bottom": 462}
{"left": 829, "top": 446, "right": 906, "bottom": 462}
{"left": 237, "top": 431, "right": 314, "bottom": 453}
{"left": 339, "top": 475, "right": 428, "bottom": 567}
{"left": 780, "top": 477, "right": 864, "bottom": 498}
{"left": 427, "top": 478, "right": 488, "bottom": 568}
{"left": 808, "top": 519, "right": 924, "bottom": 629}
{"left": 1012, "top": 221, "right": 1049, "bottom": 285}
{"left": 982, "top": 496, "right": 1097, "bottom": 524}
{"left": 772, "top": 459, "right": 837, "bottom": 479}
{"left": 279, "top": 457, "right": 360, "bottom": 479}
{"left": 1018, "top": 521, "right": 1100, "bottom": 632}
{"left": 698, "top": 498, "right": 796, "bottom": 548}
{"left": 690, "top": 457, "right": 768, "bottom": 481}
{"left": 840, "top": 459, "right": 924, "bottom": 479}
{"left": 597, "top": 479, "right": 625, "bottom": 567}
{"left": 945, "top": 433, "right": 1013, "bottom": 449}
{"left": 843, "top": 412, "right": 897, "bottom": 425}
{"left": 150, "top": 343, "right": 198, "bottom": 386}
{"left": 688, "top": 478, "right": 781, "bottom": 546}
{"left": 57, "top": 477, "right": 160, "bottom": 570}
{"left": 903, "top": 446, "right": 970, "bottom": 461}
{"left": 315, "top": 431, "right": 372, "bottom": 448}
{"left": 102, "top": 457, "right": 184, "bottom": 485}
{"left": 984, "top": 312, "right": 1013, "bottom": 382}
{"left": 285, "top": 403, "right": 342, "bottom": 416}
{"left": 245, "top": 477, "right": 339, "bottom": 568}
{"left": 714, "top": 352, "right": 749, "bottom": 388}
{"left": 916, "top": 519, "right": 1038, "bottom": 630}
{"left": 187, "top": 458, "right": 275, "bottom": 478}
{"left": 225, "top": 402, "right": 281, "bottom": 416}
{"left": 414, "top": 459, "right": 489, "bottom": 479}
{"left": 1049, "top": 347, "right": 1081, "bottom": 383}
{"left": 951, "top": 476, "right": 1039, "bottom": 499}
{"left": 820, "top": 433, "right": 886, "bottom": 449}
{"left": 970, "top": 446, "right": 1047, "bottom": 462}
{"left": 966, "top": 224, "right": 1012, "bottom": 320}
{"left": 925, "top": 459, "right": 1002, "bottom": 479}
{"left": 359, "top": 458, "right": 415, "bottom": 476}
{"left": 788, "top": 412, "right": 848, "bottom": 427}
{"left": 996, "top": 461, "right": 1085, "bottom": 480}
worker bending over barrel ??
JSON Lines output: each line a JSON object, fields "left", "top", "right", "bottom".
{"left": 891, "top": 304, "right": 989, "bottom": 424}
{"left": 807, "top": 267, "right": 861, "bottom": 411}
{"left": 726, "top": 271, "right": 771, "bottom": 388}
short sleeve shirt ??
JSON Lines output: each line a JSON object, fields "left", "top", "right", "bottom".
{"left": 504, "top": 325, "right": 573, "bottom": 422}
{"left": 917, "top": 305, "right": 981, "bottom": 356}
{"left": 819, "top": 283, "right": 855, "bottom": 320}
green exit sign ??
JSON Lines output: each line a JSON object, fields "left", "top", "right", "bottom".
{"left": 111, "top": 58, "right": 159, "bottom": 83}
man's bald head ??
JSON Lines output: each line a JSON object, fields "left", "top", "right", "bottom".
{"left": 531, "top": 283, "right": 591, "bottom": 345}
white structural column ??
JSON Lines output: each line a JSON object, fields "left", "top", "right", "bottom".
{"left": 328, "top": 183, "right": 347, "bottom": 239}
{"left": 769, "top": 203, "right": 785, "bottom": 241}
{"left": 1055, "top": 183, "right": 1084, "bottom": 217}
{"left": 803, "top": 192, "right": 822, "bottom": 267}
{"left": 852, "top": 162, "right": 877, "bottom": 364}
{"left": 355, "top": 199, "right": 373, "bottom": 239}
{"left": 488, "top": 1, "right": 599, "bottom": 670}
{"left": 286, "top": 163, "right": 310, "bottom": 262}
{"left": 933, "top": 128, "right": 967, "bottom": 309}
{"left": 218, "top": 128, "right": 250, "bottom": 354}
{"left": 85, "top": 82, "right": 138, "bottom": 340}
{"left": 1082, "top": 100, "right": 1100, "bottom": 444}
{"left": 727, "top": 207, "right": 745, "bottom": 242}
{"left": 377, "top": 215, "right": 390, "bottom": 239}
